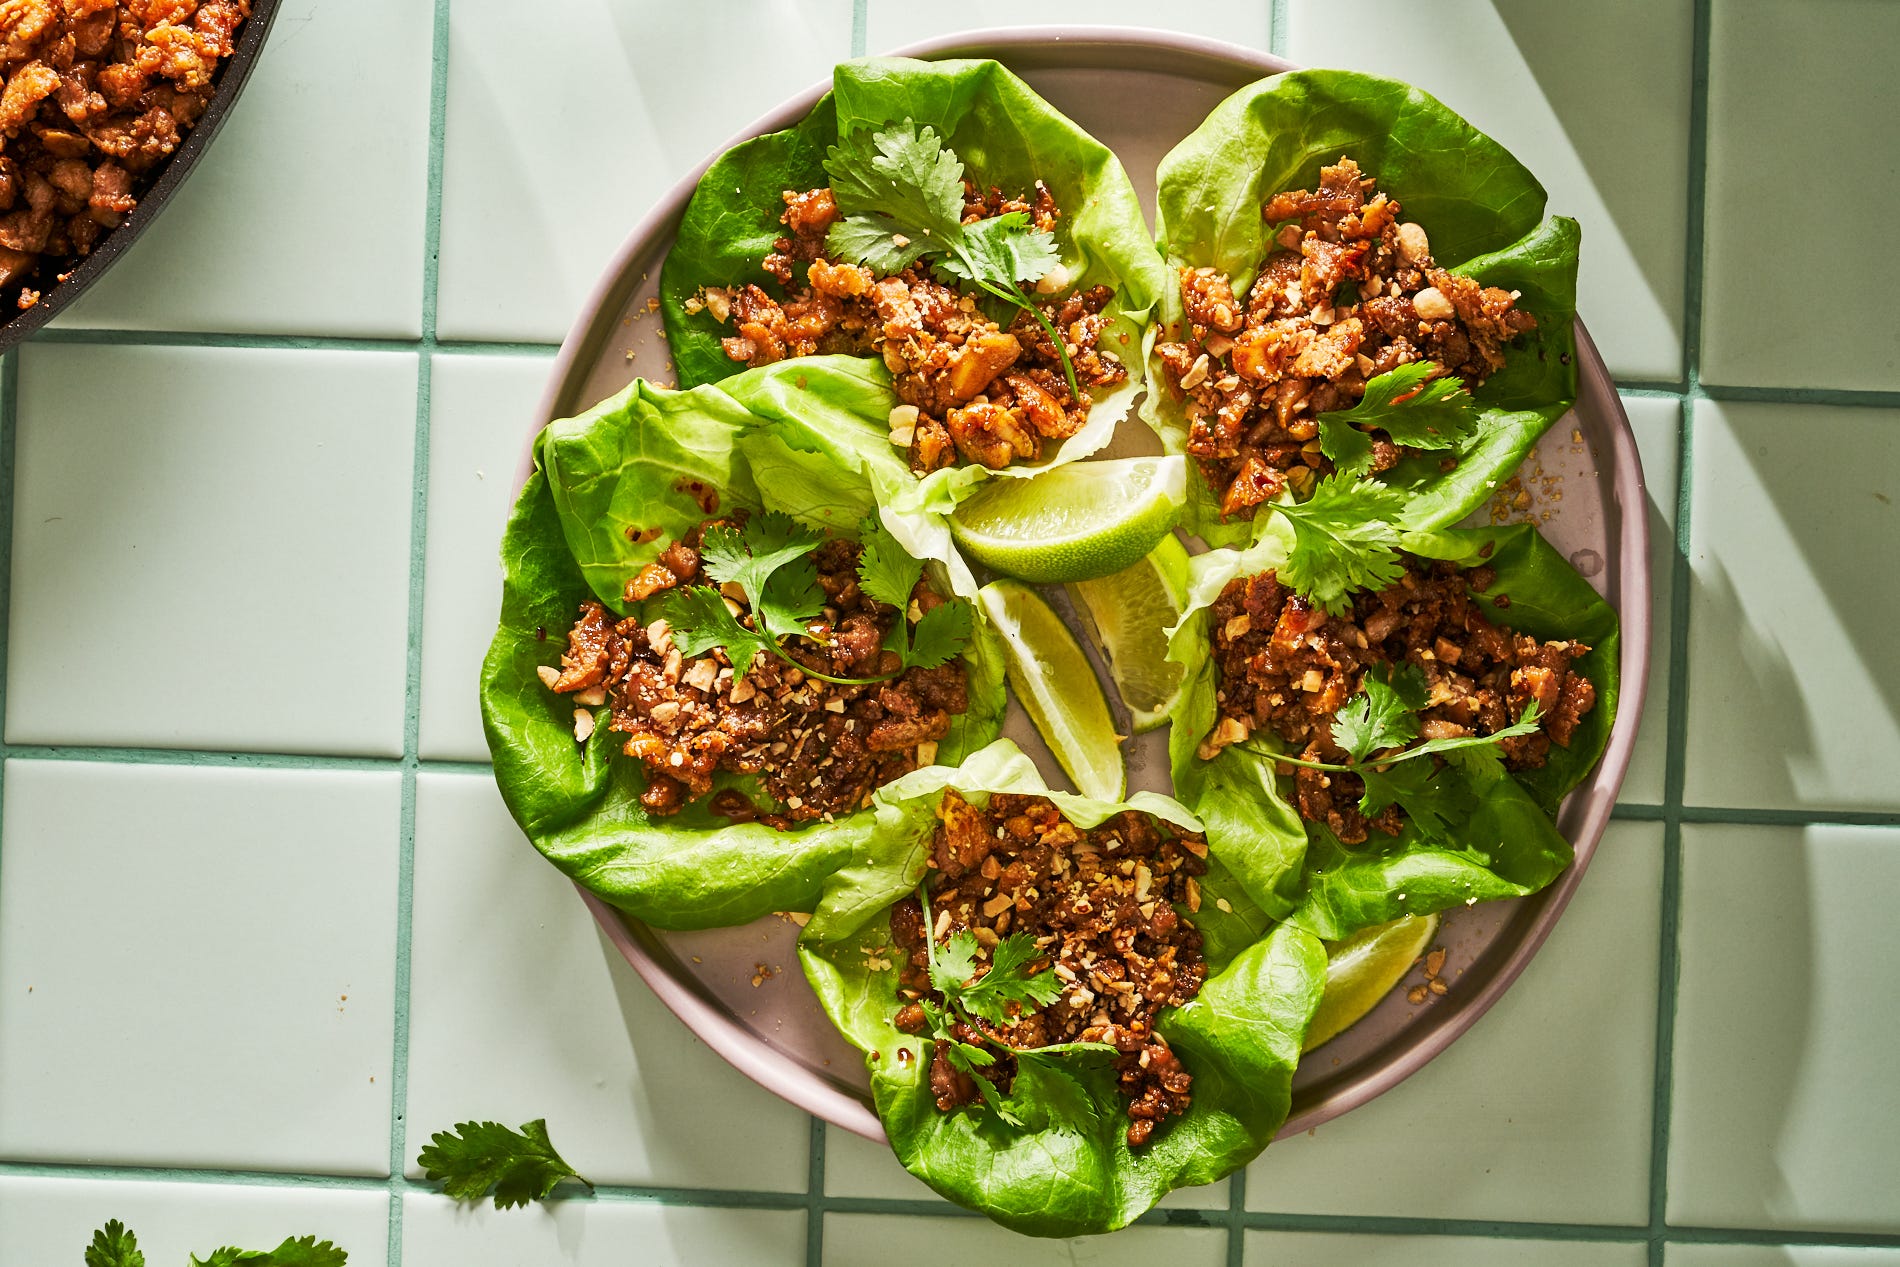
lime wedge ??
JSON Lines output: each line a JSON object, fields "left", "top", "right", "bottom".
{"left": 1066, "top": 535, "right": 1191, "bottom": 733}
{"left": 978, "top": 579, "right": 1125, "bottom": 801}
{"left": 949, "top": 456, "right": 1187, "bottom": 584}
{"left": 1304, "top": 913, "right": 1441, "bottom": 1053}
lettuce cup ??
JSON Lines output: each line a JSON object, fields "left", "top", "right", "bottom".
{"left": 1147, "top": 70, "right": 1582, "bottom": 547}
{"left": 797, "top": 739, "right": 1326, "bottom": 1237}
{"left": 481, "top": 359, "right": 1006, "bottom": 929}
{"left": 1164, "top": 520, "right": 1618, "bottom": 937}
{"left": 661, "top": 56, "right": 1168, "bottom": 511}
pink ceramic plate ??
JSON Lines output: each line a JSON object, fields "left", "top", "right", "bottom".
{"left": 519, "top": 28, "right": 1650, "bottom": 1144}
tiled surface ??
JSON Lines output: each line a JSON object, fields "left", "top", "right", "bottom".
{"left": 6, "top": 344, "right": 418, "bottom": 757}
{"left": 1682, "top": 402, "right": 1900, "bottom": 812}
{"left": 416, "top": 352, "right": 553, "bottom": 761}
{"left": 1, "top": 3, "right": 1894, "bottom": 1264}
{"left": 1668, "top": 824, "right": 1900, "bottom": 1234}
{"left": 1700, "top": 0, "right": 1900, "bottom": 391}
{"left": 405, "top": 772, "right": 811, "bottom": 1191}
{"left": 1246, "top": 823, "right": 1661, "bottom": 1225}
{"left": 0, "top": 762, "right": 400, "bottom": 1174}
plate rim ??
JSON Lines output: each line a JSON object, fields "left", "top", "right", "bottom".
{"left": 522, "top": 25, "right": 1653, "bottom": 1149}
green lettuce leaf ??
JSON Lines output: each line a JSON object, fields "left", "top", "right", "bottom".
{"left": 660, "top": 57, "right": 1169, "bottom": 509}
{"left": 1162, "top": 522, "right": 1617, "bottom": 939}
{"left": 797, "top": 739, "right": 1326, "bottom": 1237}
{"left": 1145, "top": 69, "right": 1581, "bottom": 545}
{"left": 480, "top": 364, "right": 1007, "bottom": 929}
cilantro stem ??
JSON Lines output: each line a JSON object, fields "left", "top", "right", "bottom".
{"left": 965, "top": 270, "right": 1084, "bottom": 406}
{"left": 763, "top": 637, "right": 901, "bottom": 687}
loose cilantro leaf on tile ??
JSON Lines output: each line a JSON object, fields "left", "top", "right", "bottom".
{"left": 190, "top": 1237, "right": 348, "bottom": 1267}
{"left": 417, "top": 1118, "right": 593, "bottom": 1210}
{"left": 86, "top": 1222, "right": 144, "bottom": 1267}
{"left": 1270, "top": 474, "right": 1409, "bottom": 614}
{"left": 824, "top": 120, "right": 1081, "bottom": 401}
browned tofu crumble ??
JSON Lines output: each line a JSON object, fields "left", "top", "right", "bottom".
{"left": 541, "top": 520, "right": 970, "bottom": 827}
{"left": 1200, "top": 556, "right": 1597, "bottom": 844}
{"left": 691, "top": 182, "right": 1128, "bottom": 474}
{"left": 1153, "top": 156, "right": 1538, "bottom": 521}
{"left": 0, "top": 0, "right": 253, "bottom": 310}
{"left": 889, "top": 790, "right": 1210, "bottom": 1147}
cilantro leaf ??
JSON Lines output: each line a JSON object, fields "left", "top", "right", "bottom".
{"left": 824, "top": 122, "right": 966, "bottom": 248}
{"left": 87, "top": 1221, "right": 144, "bottom": 1267}
{"left": 191, "top": 1238, "right": 348, "bottom": 1267}
{"left": 1271, "top": 474, "right": 1408, "bottom": 614}
{"left": 1317, "top": 362, "right": 1480, "bottom": 482}
{"left": 417, "top": 1119, "right": 592, "bottom": 1210}
{"left": 1001, "top": 1050, "right": 1107, "bottom": 1134}
{"left": 954, "top": 932, "right": 1064, "bottom": 1025}
{"left": 656, "top": 585, "right": 775, "bottom": 679}
{"left": 1330, "top": 663, "right": 1428, "bottom": 762}
{"left": 928, "top": 929, "right": 983, "bottom": 997}
{"left": 825, "top": 213, "right": 935, "bottom": 274}
{"left": 854, "top": 516, "right": 923, "bottom": 611}
{"left": 909, "top": 600, "right": 974, "bottom": 671}
{"left": 697, "top": 513, "right": 825, "bottom": 609}
{"left": 1404, "top": 700, "right": 1543, "bottom": 764}
{"left": 1357, "top": 760, "right": 1477, "bottom": 842}
{"left": 757, "top": 557, "right": 825, "bottom": 643}
{"left": 939, "top": 212, "right": 1061, "bottom": 287}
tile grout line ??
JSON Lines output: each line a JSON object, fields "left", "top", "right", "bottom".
{"left": 805, "top": 1117, "right": 827, "bottom": 1266}
{"left": 1269, "top": 0, "right": 1288, "bottom": 58}
{"left": 383, "top": 0, "right": 453, "bottom": 1257}
{"left": 851, "top": 0, "right": 867, "bottom": 58}
{"left": 1226, "top": 1163, "right": 1248, "bottom": 1267}
{"left": 1647, "top": 0, "right": 1714, "bottom": 1260}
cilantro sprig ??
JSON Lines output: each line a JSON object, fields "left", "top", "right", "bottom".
{"left": 416, "top": 1118, "right": 592, "bottom": 1209}
{"left": 653, "top": 511, "right": 973, "bottom": 687}
{"left": 1316, "top": 361, "right": 1480, "bottom": 482}
{"left": 914, "top": 885, "right": 1110, "bottom": 1131}
{"left": 1242, "top": 662, "right": 1544, "bottom": 841}
{"left": 822, "top": 120, "right": 1082, "bottom": 404}
{"left": 86, "top": 1220, "right": 348, "bottom": 1267}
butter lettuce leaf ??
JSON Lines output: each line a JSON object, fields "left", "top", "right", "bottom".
{"left": 796, "top": 740, "right": 1325, "bottom": 1237}
{"left": 480, "top": 362, "right": 1006, "bottom": 929}
{"left": 660, "top": 57, "right": 1168, "bottom": 511}
{"left": 1146, "top": 69, "right": 1581, "bottom": 545}
{"left": 1161, "top": 522, "right": 1617, "bottom": 938}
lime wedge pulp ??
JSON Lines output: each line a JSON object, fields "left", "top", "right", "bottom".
{"left": 949, "top": 456, "right": 1188, "bottom": 585}
{"left": 1066, "top": 535, "right": 1192, "bottom": 733}
{"left": 1304, "top": 913, "right": 1441, "bottom": 1053}
{"left": 978, "top": 578, "right": 1125, "bottom": 801}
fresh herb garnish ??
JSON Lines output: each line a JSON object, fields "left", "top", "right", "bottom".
{"left": 85, "top": 1221, "right": 348, "bottom": 1267}
{"left": 1316, "top": 362, "right": 1480, "bottom": 481}
{"left": 913, "top": 885, "right": 1109, "bottom": 1130}
{"left": 1268, "top": 473, "right": 1408, "bottom": 615}
{"left": 822, "top": 120, "right": 1082, "bottom": 404}
{"left": 416, "top": 1118, "right": 592, "bottom": 1210}
{"left": 1242, "top": 662, "right": 1544, "bottom": 841}
{"left": 655, "top": 511, "right": 974, "bottom": 686}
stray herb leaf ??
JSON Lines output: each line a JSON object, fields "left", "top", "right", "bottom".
{"left": 86, "top": 1221, "right": 144, "bottom": 1267}
{"left": 417, "top": 1119, "right": 593, "bottom": 1210}
{"left": 1317, "top": 362, "right": 1480, "bottom": 481}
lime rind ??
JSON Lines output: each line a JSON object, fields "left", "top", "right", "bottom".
{"left": 949, "top": 456, "right": 1187, "bottom": 584}
{"left": 1304, "top": 912, "right": 1442, "bottom": 1052}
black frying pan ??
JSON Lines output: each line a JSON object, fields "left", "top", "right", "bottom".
{"left": 0, "top": 0, "right": 283, "bottom": 350}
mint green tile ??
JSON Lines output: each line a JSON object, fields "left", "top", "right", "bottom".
{"left": 51, "top": 0, "right": 433, "bottom": 337}
{"left": 1702, "top": 0, "right": 1900, "bottom": 390}
{"left": 869, "top": 2, "right": 1270, "bottom": 51}
{"left": 436, "top": 0, "right": 851, "bottom": 343}
{"left": 403, "top": 1195, "right": 802, "bottom": 1266}
{"left": 823, "top": 1122, "right": 1224, "bottom": 1209}
{"left": 418, "top": 352, "right": 553, "bottom": 761}
{"left": 405, "top": 772, "right": 811, "bottom": 1191}
{"left": 1620, "top": 394, "right": 1681, "bottom": 806}
{"left": 6, "top": 345, "right": 417, "bottom": 757}
{"left": 826, "top": 1214, "right": 1223, "bottom": 1265}
{"left": 1246, "top": 1231, "right": 1647, "bottom": 1267}
{"left": 1682, "top": 402, "right": 1900, "bottom": 811}
{"left": 1669, "top": 823, "right": 1900, "bottom": 1233}
{"left": 1284, "top": 0, "right": 1692, "bottom": 381}
{"left": 0, "top": 1177, "right": 389, "bottom": 1267}
{"left": 0, "top": 762, "right": 400, "bottom": 1175}
{"left": 1670, "top": 1248, "right": 1900, "bottom": 1267}
{"left": 1247, "top": 823, "right": 1659, "bottom": 1224}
